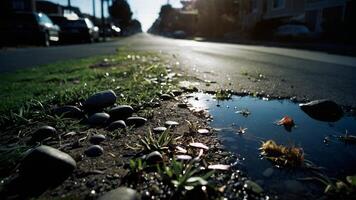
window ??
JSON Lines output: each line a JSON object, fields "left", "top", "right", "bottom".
{"left": 273, "top": 0, "right": 285, "bottom": 9}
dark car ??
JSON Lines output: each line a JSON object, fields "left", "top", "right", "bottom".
{"left": 58, "top": 18, "right": 99, "bottom": 43}
{"left": 0, "top": 12, "right": 60, "bottom": 46}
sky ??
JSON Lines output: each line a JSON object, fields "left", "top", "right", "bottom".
{"left": 49, "top": 0, "right": 182, "bottom": 31}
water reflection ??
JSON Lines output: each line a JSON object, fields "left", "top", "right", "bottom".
{"left": 187, "top": 93, "right": 356, "bottom": 199}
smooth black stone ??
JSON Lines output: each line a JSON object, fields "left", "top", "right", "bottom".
{"left": 145, "top": 151, "right": 163, "bottom": 165}
{"left": 126, "top": 117, "right": 147, "bottom": 127}
{"left": 171, "top": 90, "right": 183, "bottom": 96}
{"left": 300, "top": 99, "right": 343, "bottom": 122}
{"left": 108, "top": 105, "right": 134, "bottom": 120}
{"left": 160, "top": 94, "right": 172, "bottom": 100}
{"left": 53, "top": 105, "right": 83, "bottom": 118}
{"left": 31, "top": 126, "right": 57, "bottom": 143}
{"left": 88, "top": 112, "right": 110, "bottom": 126}
{"left": 84, "top": 90, "right": 117, "bottom": 110}
{"left": 107, "top": 120, "right": 127, "bottom": 131}
{"left": 89, "top": 134, "right": 106, "bottom": 145}
{"left": 98, "top": 187, "right": 141, "bottom": 200}
{"left": 8, "top": 145, "right": 77, "bottom": 197}
{"left": 85, "top": 145, "right": 104, "bottom": 157}
{"left": 153, "top": 127, "right": 167, "bottom": 134}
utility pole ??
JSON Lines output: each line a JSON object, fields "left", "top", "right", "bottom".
{"left": 101, "top": 0, "right": 106, "bottom": 41}
{"left": 93, "top": 0, "right": 96, "bottom": 18}
{"left": 67, "top": 0, "right": 71, "bottom": 8}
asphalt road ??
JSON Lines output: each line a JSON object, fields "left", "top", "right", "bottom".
{"left": 1, "top": 33, "right": 356, "bottom": 106}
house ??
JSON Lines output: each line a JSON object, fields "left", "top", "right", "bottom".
{"left": 0, "top": 0, "right": 36, "bottom": 16}
{"left": 305, "top": 0, "right": 350, "bottom": 33}
{"left": 239, "top": 0, "right": 304, "bottom": 31}
{"left": 36, "top": 0, "right": 63, "bottom": 15}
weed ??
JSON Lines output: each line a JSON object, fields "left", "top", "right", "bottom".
{"left": 259, "top": 140, "right": 304, "bottom": 167}
{"left": 214, "top": 89, "right": 232, "bottom": 100}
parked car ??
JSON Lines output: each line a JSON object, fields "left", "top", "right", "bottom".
{"left": 58, "top": 18, "right": 99, "bottom": 43}
{"left": 0, "top": 12, "right": 60, "bottom": 46}
{"left": 274, "top": 24, "right": 313, "bottom": 40}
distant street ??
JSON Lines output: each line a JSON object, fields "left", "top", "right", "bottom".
{"left": 1, "top": 33, "right": 356, "bottom": 106}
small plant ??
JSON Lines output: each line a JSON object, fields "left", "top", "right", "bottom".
{"left": 129, "top": 129, "right": 179, "bottom": 152}
{"left": 129, "top": 158, "right": 147, "bottom": 174}
{"left": 214, "top": 89, "right": 232, "bottom": 100}
{"left": 259, "top": 140, "right": 304, "bottom": 167}
{"left": 160, "top": 160, "right": 214, "bottom": 191}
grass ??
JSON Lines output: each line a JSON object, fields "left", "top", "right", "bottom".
{"left": 0, "top": 51, "right": 175, "bottom": 129}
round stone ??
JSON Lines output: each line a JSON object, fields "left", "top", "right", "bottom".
{"left": 107, "top": 120, "right": 127, "bottom": 131}
{"left": 153, "top": 127, "right": 167, "bottom": 134}
{"left": 299, "top": 99, "right": 343, "bottom": 122}
{"left": 84, "top": 90, "right": 117, "bottom": 110}
{"left": 89, "top": 134, "right": 106, "bottom": 145}
{"left": 31, "top": 126, "right": 57, "bottom": 143}
{"left": 177, "top": 103, "right": 188, "bottom": 108}
{"left": 88, "top": 112, "right": 110, "bottom": 126}
{"left": 165, "top": 121, "right": 179, "bottom": 127}
{"left": 19, "top": 145, "right": 76, "bottom": 189}
{"left": 53, "top": 105, "right": 83, "bottom": 118}
{"left": 126, "top": 117, "right": 147, "bottom": 127}
{"left": 108, "top": 105, "right": 134, "bottom": 120}
{"left": 98, "top": 187, "right": 140, "bottom": 200}
{"left": 145, "top": 151, "right": 163, "bottom": 164}
{"left": 171, "top": 90, "right": 183, "bottom": 96}
{"left": 85, "top": 145, "right": 104, "bottom": 157}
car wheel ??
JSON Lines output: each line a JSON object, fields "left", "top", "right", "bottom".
{"left": 41, "top": 32, "right": 50, "bottom": 47}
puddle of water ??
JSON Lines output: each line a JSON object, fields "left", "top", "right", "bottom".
{"left": 187, "top": 93, "right": 356, "bottom": 199}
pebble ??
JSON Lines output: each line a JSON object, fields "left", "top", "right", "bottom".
{"left": 84, "top": 90, "right": 117, "bottom": 110}
{"left": 198, "top": 129, "right": 209, "bottom": 134}
{"left": 171, "top": 90, "right": 183, "bottom": 96}
{"left": 145, "top": 151, "right": 163, "bottom": 164}
{"left": 89, "top": 134, "right": 106, "bottom": 145}
{"left": 126, "top": 117, "right": 147, "bottom": 127}
{"left": 176, "top": 155, "right": 192, "bottom": 161}
{"left": 53, "top": 105, "right": 83, "bottom": 118}
{"left": 88, "top": 112, "right": 110, "bottom": 126}
{"left": 153, "top": 127, "right": 167, "bottom": 134}
{"left": 177, "top": 103, "right": 188, "bottom": 108}
{"left": 98, "top": 187, "right": 140, "bottom": 200}
{"left": 17, "top": 145, "right": 76, "bottom": 193}
{"left": 107, "top": 120, "right": 127, "bottom": 131}
{"left": 165, "top": 120, "right": 179, "bottom": 127}
{"left": 85, "top": 145, "right": 104, "bottom": 157}
{"left": 108, "top": 105, "right": 134, "bottom": 120}
{"left": 31, "top": 125, "right": 57, "bottom": 143}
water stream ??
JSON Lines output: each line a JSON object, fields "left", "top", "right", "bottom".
{"left": 187, "top": 93, "right": 356, "bottom": 199}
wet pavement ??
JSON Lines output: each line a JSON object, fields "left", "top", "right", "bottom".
{"left": 187, "top": 92, "right": 356, "bottom": 199}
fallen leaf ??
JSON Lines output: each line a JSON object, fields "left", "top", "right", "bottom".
{"left": 189, "top": 142, "right": 209, "bottom": 150}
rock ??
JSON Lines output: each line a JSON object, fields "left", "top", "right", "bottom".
{"left": 84, "top": 90, "right": 117, "bottom": 110}
{"left": 145, "top": 151, "right": 163, "bottom": 164}
{"left": 85, "top": 145, "right": 104, "bottom": 157}
{"left": 176, "top": 155, "right": 192, "bottom": 161}
{"left": 299, "top": 99, "right": 343, "bottom": 122}
{"left": 177, "top": 103, "right": 188, "bottom": 108}
{"left": 88, "top": 112, "right": 110, "bottom": 126}
{"left": 262, "top": 168, "right": 274, "bottom": 177}
{"left": 153, "top": 127, "right": 167, "bottom": 134}
{"left": 165, "top": 120, "right": 179, "bottom": 127}
{"left": 171, "top": 90, "right": 183, "bottom": 96}
{"left": 13, "top": 145, "right": 76, "bottom": 196}
{"left": 108, "top": 105, "right": 134, "bottom": 120}
{"left": 53, "top": 105, "right": 83, "bottom": 118}
{"left": 107, "top": 120, "right": 127, "bottom": 131}
{"left": 126, "top": 117, "right": 147, "bottom": 127}
{"left": 244, "top": 180, "right": 264, "bottom": 194}
{"left": 89, "top": 134, "right": 106, "bottom": 145}
{"left": 31, "top": 126, "right": 57, "bottom": 143}
{"left": 160, "top": 94, "right": 172, "bottom": 100}
{"left": 98, "top": 187, "right": 141, "bottom": 200}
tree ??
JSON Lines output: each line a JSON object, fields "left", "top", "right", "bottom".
{"left": 109, "top": 0, "right": 132, "bottom": 28}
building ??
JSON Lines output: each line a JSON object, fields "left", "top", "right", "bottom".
{"left": 0, "top": 0, "right": 36, "bottom": 15}
{"left": 305, "top": 0, "right": 349, "bottom": 33}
